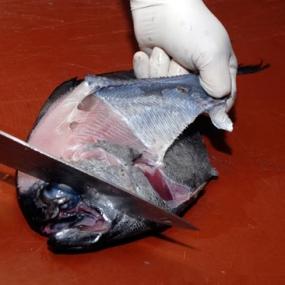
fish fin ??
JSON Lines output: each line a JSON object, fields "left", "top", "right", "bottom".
{"left": 237, "top": 61, "right": 270, "bottom": 75}
{"left": 154, "top": 233, "right": 196, "bottom": 249}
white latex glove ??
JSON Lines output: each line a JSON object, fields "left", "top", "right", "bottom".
{"left": 130, "top": 0, "right": 238, "bottom": 116}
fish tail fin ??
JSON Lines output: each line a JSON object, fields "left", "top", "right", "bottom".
{"left": 237, "top": 61, "right": 270, "bottom": 75}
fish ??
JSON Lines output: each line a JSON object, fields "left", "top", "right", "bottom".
{"left": 16, "top": 64, "right": 267, "bottom": 252}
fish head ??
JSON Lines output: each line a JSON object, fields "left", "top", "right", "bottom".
{"left": 17, "top": 175, "right": 152, "bottom": 252}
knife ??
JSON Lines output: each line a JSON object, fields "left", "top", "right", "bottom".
{"left": 0, "top": 130, "right": 198, "bottom": 230}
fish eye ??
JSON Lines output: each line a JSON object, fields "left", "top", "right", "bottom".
{"left": 41, "top": 183, "right": 80, "bottom": 210}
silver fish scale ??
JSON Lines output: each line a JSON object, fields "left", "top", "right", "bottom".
{"left": 95, "top": 84, "right": 225, "bottom": 161}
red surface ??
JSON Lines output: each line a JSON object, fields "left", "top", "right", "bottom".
{"left": 0, "top": 0, "right": 284, "bottom": 284}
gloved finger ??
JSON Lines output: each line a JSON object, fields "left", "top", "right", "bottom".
{"left": 199, "top": 56, "right": 232, "bottom": 98}
{"left": 209, "top": 106, "right": 233, "bottom": 132}
{"left": 168, "top": 60, "right": 189, "bottom": 76}
{"left": 149, "top": 47, "right": 171, "bottom": 78}
{"left": 225, "top": 53, "right": 238, "bottom": 111}
{"left": 133, "top": 51, "right": 150, "bottom": 79}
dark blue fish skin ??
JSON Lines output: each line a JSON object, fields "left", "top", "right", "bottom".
{"left": 16, "top": 66, "right": 267, "bottom": 252}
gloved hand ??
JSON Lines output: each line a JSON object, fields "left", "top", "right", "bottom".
{"left": 130, "top": 0, "right": 238, "bottom": 116}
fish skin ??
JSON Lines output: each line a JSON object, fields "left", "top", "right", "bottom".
{"left": 16, "top": 71, "right": 227, "bottom": 252}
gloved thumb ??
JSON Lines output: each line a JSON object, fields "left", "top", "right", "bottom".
{"left": 199, "top": 57, "right": 231, "bottom": 98}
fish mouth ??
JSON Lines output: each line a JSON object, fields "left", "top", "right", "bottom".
{"left": 18, "top": 181, "right": 112, "bottom": 239}
{"left": 43, "top": 201, "right": 111, "bottom": 236}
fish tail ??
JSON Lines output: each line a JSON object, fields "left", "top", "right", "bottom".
{"left": 237, "top": 61, "right": 270, "bottom": 75}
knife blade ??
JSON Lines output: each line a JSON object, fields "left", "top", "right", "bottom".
{"left": 0, "top": 130, "right": 198, "bottom": 230}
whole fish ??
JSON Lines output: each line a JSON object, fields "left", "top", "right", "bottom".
{"left": 16, "top": 65, "right": 266, "bottom": 252}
